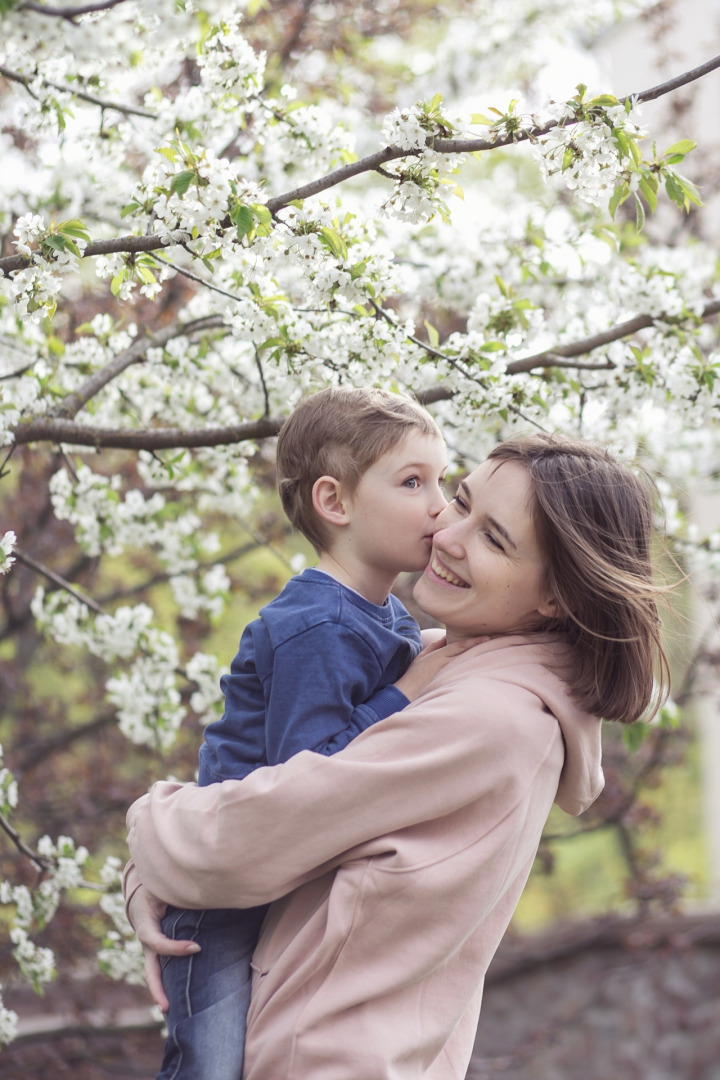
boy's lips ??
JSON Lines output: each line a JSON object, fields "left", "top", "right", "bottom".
{"left": 429, "top": 554, "right": 470, "bottom": 588}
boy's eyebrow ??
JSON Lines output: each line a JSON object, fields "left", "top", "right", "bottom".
{"left": 396, "top": 460, "right": 448, "bottom": 472}
{"left": 458, "top": 480, "right": 517, "bottom": 551}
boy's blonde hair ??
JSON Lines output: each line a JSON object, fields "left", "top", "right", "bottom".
{"left": 276, "top": 386, "right": 441, "bottom": 554}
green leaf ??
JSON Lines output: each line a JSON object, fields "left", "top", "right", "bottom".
{"left": 672, "top": 173, "right": 703, "bottom": 208}
{"left": 633, "top": 192, "right": 646, "bottom": 232}
{"left": 424, "top": 320, "right": 439, "bottom": 347}
{"left": 587, "top": 93, "right": 620, "bottom": 108}
{"left": 250, "top": 203, "right": 272, "bottom": 227}
{"left": 169, "top": 170, "right": 195, "bottom": 196}
{"left": 470, "top": 113, "right": 496, "bottom": 126}
{"left": 121, "top": 202, "right": 140, "bottom": 218}
{"left": 664, "top": 173, "right": 687, "bottom": 209}
{"left": 561, "top": 146, "right": 575, "bottom": 173}
{"left": 639, "top": 176, "right": 658, "bottom": 212}
{"left": 136, "top": 265, "right": 156, "bottom": 285}
{"left": 257, "top": 337, "right": 287, "bottom": 352}
{"left": 231, "top": 204, "right": 254, "bottom": 239}
{"left": 664, "top": 139, "right": 696, "bottom": 158}
{"left": 57, "top": 218, "right": 90, "bottom": 241}
{"left": 319, "top": 226, "right": 348, "bottom": 261}
{"left": 110, "top": 270, "right": 127, "bottom": 296}
{"left": 608, "top": 182, "right": 628, "bottom": 220}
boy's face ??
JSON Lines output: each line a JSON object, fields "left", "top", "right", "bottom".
{"left": 344, "top": 431, "right": 448, "bottom": 577}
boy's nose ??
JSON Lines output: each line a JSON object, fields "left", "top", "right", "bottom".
{"left": 429, "top": 488, "right": 448, "bottom": 517}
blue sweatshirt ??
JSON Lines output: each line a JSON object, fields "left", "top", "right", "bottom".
{"left": 198, "top": 568, "right": 421, "bottom": 785}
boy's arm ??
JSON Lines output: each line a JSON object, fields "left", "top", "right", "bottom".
{"left": 263, "top": 621, "right": 411, "bottom": 762}
{"left": 125, "top": 674, "right": 568, "bottom": 910}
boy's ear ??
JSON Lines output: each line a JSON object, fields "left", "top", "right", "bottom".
{"left": 312, "top": 476, "right": 351, "bottom": 526}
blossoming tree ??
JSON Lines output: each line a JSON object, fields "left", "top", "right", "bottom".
{"left": 1, "top": 0, "right": 719, "bottom": 1050}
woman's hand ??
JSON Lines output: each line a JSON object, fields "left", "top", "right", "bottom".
{"left": 128, "top": 885, "right": 200, "bottom": 1012}
{"left": 395, "top": 634, "right": 489, "bottom": 702}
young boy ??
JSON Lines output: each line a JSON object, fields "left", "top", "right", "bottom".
{"left": 157, "top": 386, "right": 448, "bottom": 1080}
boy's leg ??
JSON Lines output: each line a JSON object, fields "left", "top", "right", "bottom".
{"left": 157, "top": 904, "right": 268, "bottom": 1080}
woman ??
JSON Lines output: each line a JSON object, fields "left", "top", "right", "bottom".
{"left": 125, "top": 434, "right": 669, "bottom": 1080}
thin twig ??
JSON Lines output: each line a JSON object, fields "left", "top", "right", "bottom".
{"left": 13, "top": 548, "right": 105, "bottom": 614}
{"left": 0, "top": 64, "right": 157, "bottom": 119}
{"left": 0, "top": 811, "right": 51, "bottom": 873}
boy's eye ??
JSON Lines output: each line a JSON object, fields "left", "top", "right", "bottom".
{"left": 403, "top": 476, "right": 420, "bottom": 489}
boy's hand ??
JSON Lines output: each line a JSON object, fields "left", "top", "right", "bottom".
{"left": 394, "top": 635, "right": 489, "bottom": 702}
{"left": 128, "top": 885, "right": 200, "bottom": 1012}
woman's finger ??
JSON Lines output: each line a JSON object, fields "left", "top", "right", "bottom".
{"left": 144, "top": 949, "right": 170, "bottom": 1013}
{"left": 443, "top": 635, "right": 489, "bottom": 655}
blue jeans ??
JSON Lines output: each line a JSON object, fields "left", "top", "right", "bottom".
{"left": 158, "top": 904, "right": 268, "bottom": 1080}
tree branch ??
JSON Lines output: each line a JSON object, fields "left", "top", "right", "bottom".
{"left": 0, "top": 810, "right": 52, "bottom": 873}
{"left": 263, "top": 52, "right": 720, "bottom": 211}
{"left": 506, "top": 297, "right": 720, "bottom": 373}
{"left": 0, "top": 231, "right": 191, "bottom": 277}
{"left": 9, "top": 296, "right": 720, "bottom": 451}
{"left": 1, "top": 55, "right": 718, "bottom": 278}
{"left": 0, "top": 64, "right": 157, "bottom": 119}
{"left": 15, "top": 713, "right": 116, "bottom": 774}
{"left": 12, "top": 415, "right": 284, "bottom": 450}
{"left": 48, "top": 316, "right": 224, "bottom": 421}
{"left": 13, "top": 548, "right": 105, "bottom": 614}
{"left": 632, "top": 52, "right": 720, "bottom": 104}
{"left": 18, "top": 0, "right": 132, "bottom": 19}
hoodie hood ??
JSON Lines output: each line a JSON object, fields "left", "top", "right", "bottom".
{"left": 447, "top": 634, "right": 605, "bottom": 816}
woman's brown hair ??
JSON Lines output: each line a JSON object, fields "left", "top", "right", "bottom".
{"left": 488, "top": 434, "right": 671, "bottom": 724}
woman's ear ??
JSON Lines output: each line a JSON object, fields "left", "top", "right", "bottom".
{"left": 537, "top": 593, "right": 558, "bottom": 619}
{"left": 312, "top": 476, "right": 350, "bottom": 527}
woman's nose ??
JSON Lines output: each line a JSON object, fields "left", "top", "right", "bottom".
{"left": 432, "top": 518, "right": 465, "bottom": 556}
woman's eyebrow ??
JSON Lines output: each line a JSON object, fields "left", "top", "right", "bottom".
{"left": 459, "top": 480, "right": 517, "bottom": 551}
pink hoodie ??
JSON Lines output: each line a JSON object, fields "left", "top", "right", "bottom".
{"left": 126, "top": 634, "right": 604, "bottom": 1080}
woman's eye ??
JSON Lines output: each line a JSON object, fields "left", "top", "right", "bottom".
{"left": 452, "top": 494, "right": 468, "bottom": 512}
{"left": 485, "top": 532, "right": 503, "bottom": 550}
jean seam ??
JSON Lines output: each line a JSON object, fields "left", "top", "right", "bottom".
{"left": 182, "top": 909, "right": 206, "bottom": 1018}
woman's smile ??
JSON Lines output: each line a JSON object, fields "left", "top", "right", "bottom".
{"left": 413, "top": 459, "right": 556, "bottom": 642}
{"left": 428, "top": 554, "right": 470, "bottom": 588}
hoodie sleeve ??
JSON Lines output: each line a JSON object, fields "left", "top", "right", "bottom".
{"left": 126, "top": 667, "right": 587, "bottom": 910}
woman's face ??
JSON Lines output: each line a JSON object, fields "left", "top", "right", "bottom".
{"left": 413, "top": 458, "right": 556, "bottom": 643}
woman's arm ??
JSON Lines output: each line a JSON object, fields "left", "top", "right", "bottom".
{"left": 127, "top": 645, "right": 566, "bottom": 910}
{"left": 125, "top": 881, "right": 198, "bottom": 1011}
